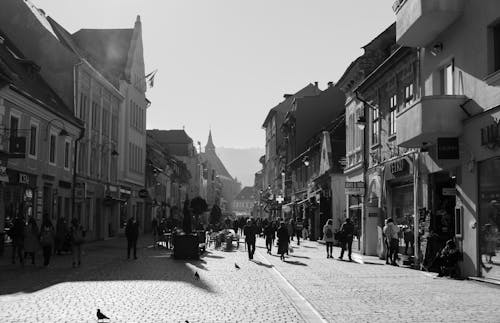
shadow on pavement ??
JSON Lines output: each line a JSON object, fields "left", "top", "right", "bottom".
{"left": 301, "top": 245, "right": 317, "bottom": 249}
{"left": 0, "top": 238, "right": 216, "bottom": 295}
{"left": 283, "top": 260, "right": 307, "bottom": 266}
{"left": 250, "top": 260, "right": 273, "bottom": 268}
{"left": 289, "top": 254, "right": 310, "bottom": 259}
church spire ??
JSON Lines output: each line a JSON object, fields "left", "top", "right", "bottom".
{"left": 205, "top": 130, "right": 215, "bottom": 151}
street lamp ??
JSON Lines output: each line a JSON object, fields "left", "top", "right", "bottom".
{"left": 44, "top": 118, "right": 69, "bottom": 140}
{"left": 302, "top": 156, "right": 310, "bottom": 167}
{"left": 356, "top": 116, "right": 367, "bottom": 130}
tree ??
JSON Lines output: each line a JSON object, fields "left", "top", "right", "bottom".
{"left": 190, "top": 196, "right": 208, "bottom": 229}
{"left": 209, "top": 204, "right": 222, "bottom": 227}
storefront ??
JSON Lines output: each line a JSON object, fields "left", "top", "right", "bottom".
{"left": 478, "top": 157, "right": 500, "bottom": 280}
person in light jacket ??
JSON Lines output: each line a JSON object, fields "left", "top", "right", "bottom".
{"left": 323, "top": 219, "right": 335, "bottom": 258}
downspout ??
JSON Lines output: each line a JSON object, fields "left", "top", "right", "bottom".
{"left": 72, "top": 61, "right": 84, "bottom": 219}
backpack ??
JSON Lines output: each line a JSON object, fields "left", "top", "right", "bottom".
{"left": 325, "top": 227, "right": 333, "bottom": 239}
{"left": 40, "top": 229, "right": 53, "bottom": 246}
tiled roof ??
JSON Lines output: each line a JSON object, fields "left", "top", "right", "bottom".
{"left": 200, "top": 150, "right": 233, "bottom": 180}
{"left": 147, "top": 129, "right": 193, "bottom": 144}
{"left": 234, "top": 186, "right": 255, "bottom": 201}
{"left": 0, "top": 30, "right": 80, "bottom": 126}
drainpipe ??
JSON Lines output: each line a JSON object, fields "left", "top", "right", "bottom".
{"left": 71, "top": 61, "right": 84, "bottom": 219}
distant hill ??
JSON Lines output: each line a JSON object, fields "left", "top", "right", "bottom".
{"left": 216, "top": 147, "right": 264, "bottom": 187}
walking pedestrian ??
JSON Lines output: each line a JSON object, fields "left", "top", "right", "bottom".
{"left": 40, "top": 219, "right": 55, "bottom": 267}
{"left": 323, "top": 219, "right": 335, "bottom": 258}
{"left": 383, "top": 218, "right": 400, "bottom": 266}
{"left": 125, "top": 216, "right": 139, "bottom": 259}
{"left": 338, "top": 218, "right": 354, "bottom": 261}
{"left": 243, "top": 219, "right": 257, "bottom": 260}
{"left": 287, "top": 220, "right": 294, "bottom": 241}
{"left": 151, "top": 216, "right": 159, "bottom": 248}
{"left": 9, "top": 215, "right": 25, "bottom": 265}
{"left": 263, "top": 222, "right": 275, "bottom": 254}
{"left": 55, "top": 217, "right": 68, "bottom": 255}
{"left": 277, "top": 221, "right": 289, "bottom": 261}
{"left": 24, "top": 217, "right": 39, "bottom": 265}
{"left": 295, "top": 219, "right": 303, "bottom": 246}
{"left": 70, "top": 218, "right": 85, "bottom": 267}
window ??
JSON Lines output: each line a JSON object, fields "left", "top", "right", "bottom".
{"left": 49, "top": 133, "right": 56, "bottom": 164}
{"left": 91, "top": 101, "right": 99, "bottom": 130}
{"left": 111, "top": 113, "right": 118, "bottom": 140}
{"left": 371, "top": 108, "right": 380, "bottom": 145}
{"left": 29, "top": 123, "right": 37, "bottom": 158}
{"left": 404, "top": 83, "right": 413, "bottom": 106}
{"left": 10, "top": 115, "right": 19, "bottom": 139}
{"left": 389, "top": 94, "right": 397, "bottom": 137}
{"left": 102, "top": 109, "right": 109, "bottom": 136}
{"left": 79, "top": 93, "right": 88, "bottom": 122}
{"left": 64, "top": 141, "right": 70, "bottom": 169}
{"left": 440, "top": 62, "right": 454, "bottom": 95}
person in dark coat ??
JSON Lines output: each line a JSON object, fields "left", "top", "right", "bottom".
{"left": 338, "top": 218, "right": 355, "bottom": 261}
{"left": 10, "top": 215, "right": 25, "bottom": 265}
{"left": 243, "top": 219, "right": 257, "bottom": 260}
{"left": 39, "top": 219, "right": 55, "bottom": 267}
{"left": 24, "top": 217, "right": 39, "bottom": 265}
{"left": 263, "top": 222, "right": 275, "bottom": 254}
{"left": 125, "top": 216, "right": 140, "bottom": 259}
{"left": 277, "top": 221, "right": 289, "bottom": 261}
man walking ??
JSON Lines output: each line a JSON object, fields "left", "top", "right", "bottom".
{"left": 125, "top": 216, "right": 139, "bottom": 259}
{"left": 338, "top": 218, "right": 354, "bottom": 261}
{"left": 263, "top": 222, "right": 275, "bottom": 254}
{"left": 243, "top": 219, "right": 257, "bottom": 260}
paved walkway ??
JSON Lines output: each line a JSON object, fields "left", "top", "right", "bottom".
{"left": 1, "top": 236, "right": 499, "bottom": 322}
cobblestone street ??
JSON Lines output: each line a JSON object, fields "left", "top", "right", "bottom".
{"left": 1, "top": 237, "right": 500, "bottom": 323}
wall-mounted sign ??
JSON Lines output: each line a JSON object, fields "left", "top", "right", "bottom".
{"left": 388, "top": 158, "right": 410, "bottom": 176}
{"left": 19, "top": 173, "right": 29, "bottom": 184}
{"left": 480, "top": 119, "right": 500, "bottom": 150}
{"left": 442, "top": 187, "right": 457, "bottom": 196}
{"left": 138, "top": 189, "right": 149, "bottom": 199}
{"left": 345, "top": 181, "right": 365, "bottom": 195}
{"left": 437, "top": 137, "right": 459, "bottom": 159}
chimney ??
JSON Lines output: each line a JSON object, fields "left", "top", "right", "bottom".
{"left": 314, "top": 81, "right": 318, "bottom": 88}
{"left": 283, "top": 94, "right": 293, "bottom": 99}
{"left": 327, "top": 81, "right": 334, "bottom": 88}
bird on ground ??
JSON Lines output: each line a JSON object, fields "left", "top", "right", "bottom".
{"left": 194, "top": 271, "right": 200, "bottom": 280}
{"left": 234, "top": 263, "right": 240, "bottom": 269}
{"left": 97, "top": 309, "right": 109, "bottom": 321}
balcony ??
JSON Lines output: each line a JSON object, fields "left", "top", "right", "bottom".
{"left": 394, "top": 0, "right": 465, "bottom": 47}
{"left": 396, "top": 95, "right": 467, "bottom": 148}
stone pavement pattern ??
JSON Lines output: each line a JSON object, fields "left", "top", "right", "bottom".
{"left": 256, "top": 238, "right": 500, "bottom": 323}
{"left": 1, "top": 236, "right": 500, "bottom": 322}
{"left": 0, "top": 238, "right": 303, "bottom": 323}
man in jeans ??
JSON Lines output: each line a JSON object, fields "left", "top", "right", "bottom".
{"left": 383, "top": 218, "right": 400, "bottom": 266}
{"left": 338, "top": 218, "right": 355, "bottom": 261}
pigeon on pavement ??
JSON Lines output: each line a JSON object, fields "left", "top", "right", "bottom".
{"left": 97, "top": 309, "right": 109, "bottom": 321}
{"left": 234, "top": 263, "right": 240, "bottom": 269}
{"left": 194, "top": 271, "right": 200, "bottom": 280}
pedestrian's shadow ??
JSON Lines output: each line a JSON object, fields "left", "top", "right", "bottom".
{"left": 290, "top": 254, "right": 310, "bottom": 259}
{"left": 250, "top": 260, "right": 273, "bottom": 268}
{"left": 301, "top": 246, "right": 317, "bottom": 249}
{"left": 283, "top": 260, "right": 307, "bottom": 266}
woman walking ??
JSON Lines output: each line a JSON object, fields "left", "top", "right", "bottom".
{"left": 323, "top": 219, "right": 335, "bottom": 258}
{"left": 277, "top": 222, "right": 289, "bottom": 261}
{"left": 24, "top": 217, "right": 39, "bottom": 265}
{"left": 39, "top": 219, "right": 55, "bottom": 267}
{"left": 70, "top": 218, "right": 85, "bottom": 267}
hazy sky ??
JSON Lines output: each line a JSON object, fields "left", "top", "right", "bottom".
{"left": 33, "top": 0, "right": 395, "bottom": 149}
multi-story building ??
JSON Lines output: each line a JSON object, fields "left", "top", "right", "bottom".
{"left": 282, "top": 84, "right": 346, "bottom": 240}
{"left": 0, "top": 30, "right": 83, "bottom": 239}
{"left": 261, "top": 83, "right": 320, "bottom": 218}
{"left": 339, "top": 23, "right": 401, "bottom": 255}
{"left": 393, "top": 0, "right": 500, "bottom": 279}
{"left": 0, "top": 0, "right": 127, "bottom": 240}
{"left": 232, "top": 186, "right": 255, "bottom": 218}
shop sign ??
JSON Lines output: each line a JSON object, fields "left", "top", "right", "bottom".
{"left": 368, "top": 212, "right": 378, "bottom": 217}
{"left": 437, "top": 137, "right": 459, "bottom": 159}
{"left": 138, "top": 189, "right": 149, "bottom": 199}
{"left": 345, "top": 181, "right": 365, "bottom": 195}
{"left": 19, "top": 173, "right": 29, "bottom": 184}
{"left": 442, "top": 188, "right": 457, "bottom": 196}
{"left": 388, "top": 158, "right": 410, "bottom": 176}
{"left": 480, "top": 119, "right": 500, "bottom": 149}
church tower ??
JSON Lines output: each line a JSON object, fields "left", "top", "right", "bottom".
{"left": 205, "top": 130, "right": 215, "bottom": 152}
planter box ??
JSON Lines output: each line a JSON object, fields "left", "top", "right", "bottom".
{"left": 173, "top": 234, "right": 199, "bottom": 260}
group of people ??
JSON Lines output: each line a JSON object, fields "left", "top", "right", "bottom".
{"left": 243, "top": 219, "right": 294, "bottom": 261}
{"left": 8, "top": 216, "right": 85, "bottom": 268}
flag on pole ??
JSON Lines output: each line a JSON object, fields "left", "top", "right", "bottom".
{"left": 145, "top": 69, "right": 157, "bottom": 89}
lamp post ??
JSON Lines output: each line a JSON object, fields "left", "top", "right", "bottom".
{"left": 44, "top": 118, "right": 69, "bottom": 140}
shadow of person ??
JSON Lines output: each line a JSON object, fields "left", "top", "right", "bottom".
{"left": 283, "top": 260, "right": 307, "bottom": 266}
{"left": 250, "top": 260, "right": 274, "bottom": 268}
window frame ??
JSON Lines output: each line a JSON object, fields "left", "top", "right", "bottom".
{"left": 389, "top": 94, "right": 397, "bottom": 137}
{"left": 440, "top": 61, "right": 454, "bottom": 95}
{"left": 28, "top": 120, "right": 39, "bottom": 159}
{"left": 48, "top": 130, "right": 57, "bottom": 166}
{"left": 64, "top": 139, "right": 71, "bottom": 170}
{"left": 371, "top": 107, "right": 380, "bottom": 146}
